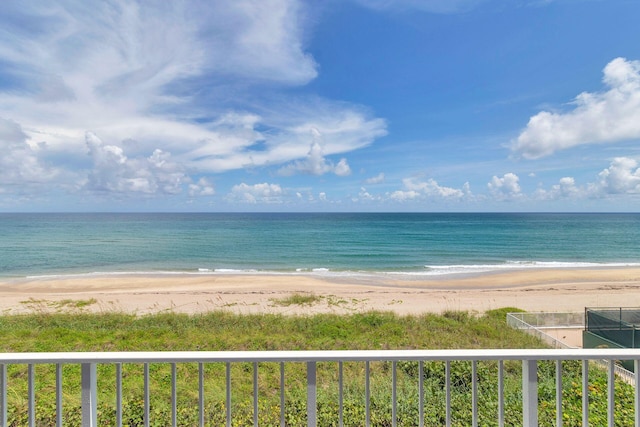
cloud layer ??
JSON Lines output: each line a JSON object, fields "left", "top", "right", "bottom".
{"left": 0, "top": 0, "right": 385, "bottom": 199}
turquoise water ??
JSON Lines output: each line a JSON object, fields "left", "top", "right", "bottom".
{"left": 1, "top": 213, "right": 639, "bottom": 279}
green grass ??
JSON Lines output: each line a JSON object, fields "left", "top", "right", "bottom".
{"left": 269, "top": 292, "right": 324, "bottom": 307}
{"left": 0, "top": 307, "right": 635, "bottom": 426}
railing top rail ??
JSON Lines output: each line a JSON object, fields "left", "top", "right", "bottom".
{"left": 2, "top": 348, "right": 640, "bottom": 364}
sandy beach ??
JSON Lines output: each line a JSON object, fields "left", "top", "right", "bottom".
{"left": 1, "top": 267, "right": 640, "bottom": 316}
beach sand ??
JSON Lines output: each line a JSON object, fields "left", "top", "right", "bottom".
{"left": 1, "top": 267, "right": 640, "bottom": 316}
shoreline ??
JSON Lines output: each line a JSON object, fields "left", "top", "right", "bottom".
{"left": 1, "top": 267, "right": 640, "bottom": 316}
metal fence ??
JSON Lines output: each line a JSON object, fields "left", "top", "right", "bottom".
{"left": 507, "top": 311, "right": 636, "bottom": 385}
{"left": 2, "top": 349, "right": 640, "bottom": 427}
{"left": 506, "top": 311, "right": 583, "bottom": 349}
{"left": 586, "top": 307, "right": 640, "bottom": 349}
{"left": 506, "top": 311, "right": 584, "bottom": 329}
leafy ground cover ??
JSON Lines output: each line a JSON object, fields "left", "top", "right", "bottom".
{"left": 0, "top": 307, "right": 635, "bottom": 425}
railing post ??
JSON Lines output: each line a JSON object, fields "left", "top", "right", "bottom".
{"left": 445, "top": 360, "right": 451, "bottom": 427}
{"left": 635, "top": 359, "right": 640, "bottom": 427}
{"left": 144, "top": 363, "right": 150, "bottom": 427}
{"left": 81, "top": 363, "right": 97, "bottom": 427}
{"left": 583, "top": 360, "right": 589, "bottom": 427}
{"left": 307, "top": 361, "right": 317, "bottom": 427}
{"left": 199, "top": 363, "right": 206, "bottom": 426}
{"left": 522, "top": 359, "right": 538, "bottom": 427}
{"left": 56, "top": 364, "right": 63, "bottom": 427}
{"left": 556, "top": 360, "right": 563, "bottom": 427}
{"left": 498, "top": 360, "right": 505, "bottom": 427}
{"left": 1, "top": 364, "right": 6, "bottom": 427}
{"left": 472, "top": 360, "right": 478, "bottom": 427}
{"left": 608, "top": 360, "right": 615, "bottom": 427}
{"left": 116, "top": 363, "right": 122, "bottom": 427}
{"left": 253, "top": 362, "right": 259, "bottom": 427}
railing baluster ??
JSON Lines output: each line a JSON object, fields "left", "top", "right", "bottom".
{"left": 556, "top": 359, "right": 562, "bottom": 427}
{"left": 419, "top": 360, "right": 424, "bottom": 427}
{"left": 116, "top": 363, "right": 122, "bottom": 427}
{"left": 608, "top": 360, "right": 615, "bottom": 427}
{"left": 307, "top": 361, "right": 317, "bottom": 427}
{"left": 56, "top": 363, "right": 62, "bottom": 427}
{"left": 81, "top": 363, "right": 97, "bottom": 427}
{"left": 225, "top": 362, "right": 231, "bottom": 427}
{"left": 498, "top": 360, "right": 504, "bottom": 427}
{"left": 144, "top": 363, "right": 150, "bottom": 427}
{"left": 28, "top": 364, "right": 34, "bottom": 427}
{"left": 365, "top": 360, "right": 370, "bottom": 427}
{"left": 0, "top": 363, "right": 6, "bottom": 427}
{"left": 472, "top": 360, "right": 478, "bottom": 427}
{"left": 445, "top": 360, "right": 451, "bottom": 427}
{"left": 199, "top": 363, "right": 205, "bottom": 427}
{"left": 522, "top": 359, "right": 538, "bottom": 427}
{"left": 339, "top": 361, "right": 344, "bottom": 427}
{"left": 635, "top": 359, "right": 640, "bottom": 427}
{"left": 582, "top": 360, "right": 589, "bottom": 427}
{"left": 392, "top": 361, "right": 397, "bottom": 427}
{"left": 253, "top": 362, "right": 258, "bottom": 427}
{"left": 280, "top": 362, "right": 285, "bottom": 427}
{"left": 171, "top": 363, "right": 177, "bottom": 427}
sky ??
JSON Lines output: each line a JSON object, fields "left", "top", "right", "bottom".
{"left": 1, "top": 0, "right": 640, "bottom": 212}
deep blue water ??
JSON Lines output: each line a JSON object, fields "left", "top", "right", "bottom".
{"left": 0, "top": 213, "right": 639, "bottom": 279}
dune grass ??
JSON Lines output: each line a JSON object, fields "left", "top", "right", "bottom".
{"left": 0, "top": 307, "right": 634, "bottom": 425}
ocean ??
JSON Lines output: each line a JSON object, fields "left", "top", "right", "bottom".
{"left": 1, "top": 212, "right": 639, "bottom": 280}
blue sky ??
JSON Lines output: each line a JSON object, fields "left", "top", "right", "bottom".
{"left": 1, "top": 0, "right": 640, "bottom": 212}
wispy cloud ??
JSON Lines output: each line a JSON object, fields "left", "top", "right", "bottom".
{"left": 364, "top": 173, "right": 385, "bottom": 185}
{"left": 350, "top": 0, "right": 490, "bottom": 14}
{"left": 0, "top": 0, "right": 385, "bottom": 199}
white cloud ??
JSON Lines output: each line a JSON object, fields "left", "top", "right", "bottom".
{"left": 357, "top": 187, "right": 381, "bottom": 202}
{"left": 188, "top": 178, "right": 215, "bottom": 197}
{"left": 0, "top": 117, "right": 60, "bottom": 190}
{"left": 534, "top": 176, "right": 582, "bottom": 200}
{"left": 364, "top": 172, "right": 385, "bottom": 184}
{"left": 390, "top": 177, "right": 471, "bottom": 201}
{"left": 513, "top": 57, "right": 640, "bottom": 159}
{"left": 0, "top": 0, "right": 385, "bottom": 201}
{"left": 593, "top": 157, "right": 640, "bottom": 195}
{"left": 351, "top": 0, "right": 490, "bottom": 13}
{"left": 531, "top": 158, "right": 640, "bottom": 201}
{"left": 487, "top": 173, "right": 521, "bottom": 200}
{"left": 389, "top": 189, "right": 420, "bottom": 202}
{"left": 278, "top": 140, "right": 352, "bottom": 176}
{"left": 0, "top": 118, "right": 28, "bottom": 149}
{"left": 85, "top": 132, "right": 187, "bottom": 195}
{"left": 334, "top": 159, "right": 352, "bottom": 177}
{"left": 228, "top": 182, "right": 284, "bottom": 204}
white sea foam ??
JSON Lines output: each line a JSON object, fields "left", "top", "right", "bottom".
{"left": 21, "top": 261, "right": 640, "bottom": 282}
{"left": 420, "top": 261, "right": 640, "bottom": 276}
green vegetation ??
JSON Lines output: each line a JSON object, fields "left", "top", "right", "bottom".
{"left": 19, "top": 297, "right": 98, "bottom": 312}
{"left": 0, "top": 307, "right": 635, "bottom": 426}
{"left": 269, "top": 292, "right": 324, "bottom": 307}
{"left": 268, "top": 292, "right": 367, "bottom": 310}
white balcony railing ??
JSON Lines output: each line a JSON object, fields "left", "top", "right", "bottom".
{"left": 1, "top": 349, "right": 640, "bottom": 427}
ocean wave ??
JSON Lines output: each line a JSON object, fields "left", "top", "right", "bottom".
{"left": 419, "top": 261, "right": 640, "bottom": 276}
{"left": 20, "top": 261, "right": 640, "bottom": 281}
